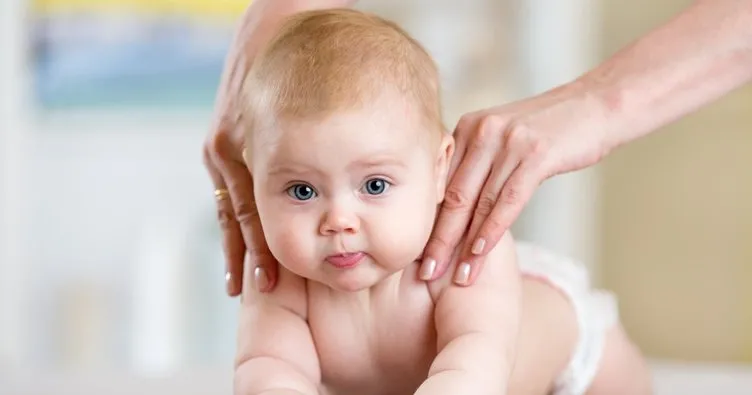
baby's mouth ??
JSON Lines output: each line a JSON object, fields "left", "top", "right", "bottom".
{"left": 325, "top": 252, "right": 365, "bottom": 269}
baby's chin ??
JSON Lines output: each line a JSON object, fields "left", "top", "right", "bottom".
{"left": 321, "top": 266, "right": 392, "bottom": 293}
{"left": 295, "top": 262, "right": 407, "bottom": 293}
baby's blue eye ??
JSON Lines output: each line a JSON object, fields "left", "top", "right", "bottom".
{"left": 287, "top": 184, "right": 317, "bottom": 201}
{"left": 363, "top": 178, "right": 390, "bottom": 195}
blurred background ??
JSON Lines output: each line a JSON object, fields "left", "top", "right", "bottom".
{"left": 1, "top": 0, "right": 751, "bottom": 394}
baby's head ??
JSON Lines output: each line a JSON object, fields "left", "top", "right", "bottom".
{"left": 242, "top": 9, "right": 454, "bottom": 292}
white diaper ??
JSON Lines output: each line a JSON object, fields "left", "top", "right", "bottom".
{"left": 515, "top": 242, "right": 619, "bottom": 395}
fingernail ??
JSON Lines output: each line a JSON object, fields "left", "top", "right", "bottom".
{"left": 454, "top": 262, "right": 471, "bottom": 285}
{"left": 471, "top": 238, "right": 486, "bottom": 255}
{"left": 420, "top": 258, "right": 437, "bottom": 280}
{"left": 225, "top": 272, "right": 236, "bottom": 295}
{"left": 253, "top": 266, "right": 269, "bottom": 291}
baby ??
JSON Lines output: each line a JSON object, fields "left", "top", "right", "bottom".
{"left": 234, "top": 9, "right": 651, "bottom": 395}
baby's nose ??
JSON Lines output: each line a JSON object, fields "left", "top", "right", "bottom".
{"left": 319, "top": 206, "right": 360, "bottom": 235}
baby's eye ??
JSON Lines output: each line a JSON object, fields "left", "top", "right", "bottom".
{"left": 287, "top": 184, "right": 317, "bottom": 201}
{"left": 362, "top": 178, "right": 390, "bottom": 195}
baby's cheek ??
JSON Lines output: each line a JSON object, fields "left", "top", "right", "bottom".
{"left": 375, "top": 200, "right": 435, "bottom": 263}
{"left": 266, "top": 215, "right": 316, "bottom": 274}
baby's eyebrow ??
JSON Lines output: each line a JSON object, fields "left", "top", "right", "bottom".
{"left": 267, "top": 164, "right": 320, "bottom": 177}
{"left": 348, "top": 156, "right": 407, "bottom": 171}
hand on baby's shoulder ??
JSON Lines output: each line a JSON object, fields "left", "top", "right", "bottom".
{"left": 239, "top": 265, "right": 308, "bottom": 319}
{"left": 427, "top": 231, "right": 520, "bottom": 302}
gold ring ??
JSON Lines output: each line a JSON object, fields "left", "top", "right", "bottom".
{"left": 214, "top": 188, "right": 230, "bottom": 201}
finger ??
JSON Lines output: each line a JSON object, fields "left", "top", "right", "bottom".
{"left": 421, "top": 119, "right": 500, "bottom": 281}
{"left": 456, "top": 158, "right": 544, "bottom": 286}
{"left": 211, "top": 132, "right": 279, "bottom": 293}
{"left": 451, "top": 156, "right": 520, "bottom": 287}
{"left": 446, "top": 135, "right": 467, "bottom": 185}
{"left": 223, "top": 157, "right": 279, "bottom": 292}
{"left": 446, "top": 114, "right": 482, "bottom": 182}
{"left": 478, "top": 158, "right": 544, "bottom": 253}
{"left": 203, "top": 144, "right": 246, "bottom": 297}
{"left": 464, "top": 152, "right": 521, "bottom": 258}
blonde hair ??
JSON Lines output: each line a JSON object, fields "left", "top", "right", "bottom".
{"left": 242, "top": 8, "right": 444, "bottom": 137}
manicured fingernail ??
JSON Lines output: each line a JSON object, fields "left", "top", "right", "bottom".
{"left": 225, "top": 272, "right": 236, "bottom": 295}
{"left": 253, "top": 266, "right": 269, "bottom": 291}
{"left": 454, "top": 262, "right": 471, "bottom": 285}
{"left": 471, "top": 238, "right": 486, "bottom": 255}
{"left": 420, "top": 258, "right": 437, "bottom": 280}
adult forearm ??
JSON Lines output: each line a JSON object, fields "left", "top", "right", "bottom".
{"left": 580, "top": 0, "right": 752, "bottom": 150}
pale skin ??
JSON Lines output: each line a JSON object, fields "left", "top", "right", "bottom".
{"left": 204, "top": 0, "right": 752, "bottom": 296}
{"left": 233, "top": 92, "right": 651, "bottom": 395}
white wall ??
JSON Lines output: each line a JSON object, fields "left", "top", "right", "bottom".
{"left": 512, "top": 0, "right": 602, "bottom": 278}
{"left": 1, "top": 0, "right": 31, "bottom": 369}
{"left": 18, "top": 111, "right": 229, "bottom": 370}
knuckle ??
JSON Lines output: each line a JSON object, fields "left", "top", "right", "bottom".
{"left": 455, "top": 113, "right": 475, "bottom": 132}
{"left": 216, "top": 204, "right": 236, "bottom": 228}
{"left": 469, "top": 134, "right": 486, "bottom": 153}
{"left": 428, "top": 232, "right": 454, "bottom": 253}
{"left": 469, "top": 115, "right": 504, "bottom": 152}
{"left": 208, "top": 133, "right": 224, "bottom": 158}
{"left": 500, "top": 184, "right": 522, "bottom": 206}
{"left": 475, "top": 193, "right": 498, "bottom": 217}
{"left": 234, "top": 199, "right": 260, "bottom": 226}
{"left": 442, "top": 186, "right": 473, "bottom": 210}
{"left": 209, "top": 128, "right": 234, "bottom": 160}
{"left": 504, "top": 121, "right": 529, "bottom": 147}
{"left": 246, "top": 243, "right": 273, "bottom": 261}
{"left": 504, "top": 122, "right": 549, "bottom": 158}
{"left": 478, "top": 114, "right": 503, "bottom": 135}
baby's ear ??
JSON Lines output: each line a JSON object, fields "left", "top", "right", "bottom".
{"left": 435, "top": 133, "right": 455, "bottom": 204}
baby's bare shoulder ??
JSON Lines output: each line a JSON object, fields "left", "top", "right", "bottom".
{"left": 242, "top": 265, "right": 308, "bottom": 320}
{"left": 426, "top": 232, "right": 520, "bottom": 303}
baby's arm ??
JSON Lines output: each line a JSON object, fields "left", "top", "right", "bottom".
{"left": 234, "top": 267, "right": 320, "bottom": 395}
{"left": 418, "top": 232, "right": 522, "bottom": 395}
{"left": 423, "top": 234, "right": 651, "bottom": 395}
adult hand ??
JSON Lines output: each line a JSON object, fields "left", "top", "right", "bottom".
{"left": 203, "top": 117, "right": 278, "bottom": 296}
{"left": 420, "top": 0, "right": 752, "bottom": 286}
{"left": 202, "top": 3, "right": 285, "bottom": 297}
{"left": 421, "top": 82, "right": 615, "bottom": 286}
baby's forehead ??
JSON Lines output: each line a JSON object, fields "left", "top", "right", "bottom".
{"left": 249, "top": 111, "right": 434, "bottom": 171}
{"left": 258, "top": 101, "right": 427, "bottom": 142}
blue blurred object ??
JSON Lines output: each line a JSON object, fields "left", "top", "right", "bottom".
{"left": 32, "top": 13, "right": 234, "bottom": 109}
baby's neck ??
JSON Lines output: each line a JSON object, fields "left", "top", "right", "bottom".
{"left": 314, "top": 266, "right": 413, "bottom": 306}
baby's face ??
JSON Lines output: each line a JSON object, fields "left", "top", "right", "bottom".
{"left": 249, "top": 95, "right": 452, "bottom": 292}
